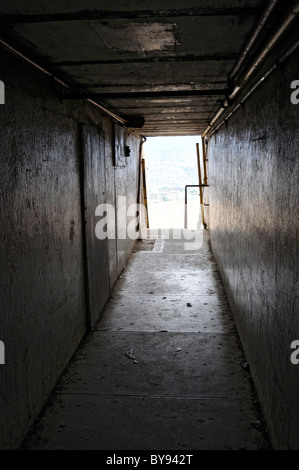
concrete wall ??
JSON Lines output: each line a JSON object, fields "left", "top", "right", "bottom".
{"left": 208, "top": 42, "right": 299, "bottom": 449}
{"left": 0, "top": 49, "right": 140, "bottom": 449}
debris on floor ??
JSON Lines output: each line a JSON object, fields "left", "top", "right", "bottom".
{"left": 125, "top": 349, "right": 136, "bottom": 360}
{"left": 173, "top": 347, "right": 182, "bottom": 356}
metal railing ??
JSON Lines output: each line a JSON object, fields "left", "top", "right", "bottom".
{"left": 184, "top": 184, "right": 209, "bottom": 229}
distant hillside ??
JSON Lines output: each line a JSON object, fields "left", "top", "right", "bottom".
{"left": 143, "top": 136, "right": 202, "bottom": 203}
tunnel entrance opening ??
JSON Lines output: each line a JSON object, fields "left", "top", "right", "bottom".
{"left": 143, "top": 136, "right": 203, "bottom": 231}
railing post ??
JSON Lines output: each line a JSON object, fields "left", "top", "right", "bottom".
{"left": 184, "top": 185, "right": 188, "bottom": 229}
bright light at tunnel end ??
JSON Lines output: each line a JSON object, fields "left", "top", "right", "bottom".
{"left": 94, "top": 197, "right": 204, "bottom": 251}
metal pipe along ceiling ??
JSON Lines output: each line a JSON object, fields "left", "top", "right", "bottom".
{"left": 203, "top": 0, "right": 299, "bottom": 138}
{"left": 228, "top": 0, "right": 279, "bottom": 84}
{"left": 0, "top": 38, "right": 126, "bottom": 126}
{"left": 207, "top": 39, "right": 299, "bottom": 139}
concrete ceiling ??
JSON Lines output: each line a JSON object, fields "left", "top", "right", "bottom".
{"left": 0, "top": 1, "right": 283, "bottom": 135}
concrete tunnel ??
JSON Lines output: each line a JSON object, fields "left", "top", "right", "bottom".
{"left": 0, "top": 0, "right": 298, "bottom": 451}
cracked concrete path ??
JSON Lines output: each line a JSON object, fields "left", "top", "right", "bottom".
{"left": 22, "top": 230, "right": 272, "bottom": 450}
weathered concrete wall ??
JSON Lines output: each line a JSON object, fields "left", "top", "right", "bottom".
{"left": 103, "top": 123, "right": 140, "bottom": 285}
{"left": 0, "top": 49, "right": 140, "bottom": 449}
{"left": 117, "top": 134, "right": 140, "bottom": 270}
{"left": 208, "top": 44, "right": 299, "bottom": 449}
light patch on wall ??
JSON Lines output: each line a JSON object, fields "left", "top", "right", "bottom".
{"left": 97, "top": 22, "right": 179, "bottom": 52}
{"left": 0, "top": 81, "right": 4, "bottom": 104}
{"left": 0, "top": 341, "right": 4, "bottom": 365}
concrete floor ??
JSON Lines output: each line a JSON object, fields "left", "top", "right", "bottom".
{"left": 22, "top": 230, "right": 272, "bottom": 450}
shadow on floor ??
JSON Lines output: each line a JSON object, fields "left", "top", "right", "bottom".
{"left": 21, "top": 229, "right": 272, "bottom": 450}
